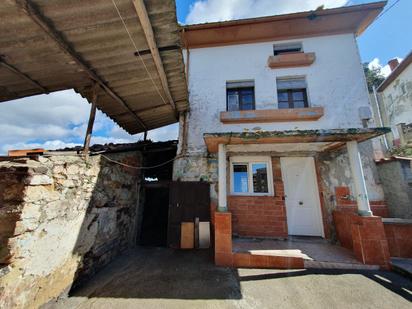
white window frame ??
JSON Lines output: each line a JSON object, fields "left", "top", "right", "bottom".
{"left": 229, "top": 156, "right": 274, "bottom": 196}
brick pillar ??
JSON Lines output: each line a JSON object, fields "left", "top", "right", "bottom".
{"left": 351, "top": 216, "right": 390, "bottom": 269}
{"left": 214, "top": 212, "right": 233, "bottom": 267}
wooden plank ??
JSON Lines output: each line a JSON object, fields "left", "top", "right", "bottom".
{"left": 132, "top": 0, "right": 177, "bottom": 115}
{"left": 180, "top": 222, "right": 194, "bottom": 249}
{"left": 8, "top": 148, "right": 44, "bottom": 157}
{"left": 83, "top": 83, "right": 98, "bottom": 160}
{"left": 199, "top": 222, "right": 211, "bottom": 249}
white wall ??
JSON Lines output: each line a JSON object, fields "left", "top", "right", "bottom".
{"left": 185, "top": 33, "right": 370, "bottom": 152}
{"left": 381, "top": 63, "right": 412, "bottom": 127}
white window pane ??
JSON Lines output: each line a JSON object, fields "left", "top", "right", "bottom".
{"left": 233, "top": 164, "right": 249, "bottom": 193}
{"left": 252, "top": 163, "right": 268, "bottom": 193}
{"left": 228, "top": 94, "right": 239, "bottom": 111}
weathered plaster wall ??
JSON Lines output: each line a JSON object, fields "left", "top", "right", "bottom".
{"left": 0, "top": 152, "right": 141, "bottom": 309}
{"left": 318, "top": 141, "right": 385, "bottom": 238}
{"left": 183, "top": 33, "right": 370, "bottom": 153}
{"left": 381, "top": 64, "right": 412, "bottom": 127}
{"left": 377, "top": 160, "right": 412, "bottom": 219}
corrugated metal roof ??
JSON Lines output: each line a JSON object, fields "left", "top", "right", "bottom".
{"left": 0, "top": 0, "right": 188, "bottom": 134}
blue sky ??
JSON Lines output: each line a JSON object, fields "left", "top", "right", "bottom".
{"left": 0, "top": 0, "right": 410, "bottom": 154}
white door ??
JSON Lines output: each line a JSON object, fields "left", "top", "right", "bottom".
{"left": 280, "top": 157, "right": 324, "bottom": 237}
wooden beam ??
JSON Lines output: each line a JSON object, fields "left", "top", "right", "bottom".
{"left": 15, "top": 0, "right": 147, "bottom": 131}
{"left": 0, "top": 57, "right": 48, "bottom": 93}
{"left": 83, "top": 83, "right": 98, "bottom": 160}
{"left": 132, "top": 0, "right": 177, "bottom": 115}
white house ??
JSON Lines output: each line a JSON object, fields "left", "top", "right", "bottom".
{"left": 174, "top": 2, "right": 389, "bottom": 242}
{"left": 375, "top": 51, "right": 412, "bottom": 147}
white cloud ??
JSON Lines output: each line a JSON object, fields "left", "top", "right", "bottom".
{"left": 0, "top": 90, "right": 179, "bottom": 155}
{"left": 185, "top": 0, "right": 348, "bottom": 24}
{"left": 368, "top": 57, "right": 403, "bottom": 78}
{"left": 148, "top": 124, "right": 178, "bottom": 141}
{"left": 1, "top": 140, "right": 81, "bottom": 155}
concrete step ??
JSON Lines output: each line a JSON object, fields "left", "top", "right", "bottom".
{"left": 390, "top": 258, "right": 412, "bottom": 279}
{"left": 304, "top": 260, "right": 379, "bottom": 270}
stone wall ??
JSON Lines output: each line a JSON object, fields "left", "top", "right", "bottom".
{"left": 0, "top": 151, "right": 142, "bottom": 309}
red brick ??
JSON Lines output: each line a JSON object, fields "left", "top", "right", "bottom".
{"left": 215, "top": 252, "right": 233, "bottom": 267}
{"left": 250, "top": 255, "right": 269, "bottom": 268}
{"left": 233, "top": 253, "right": 251, "bottom": 268}
{"left": 215, "top": 232, "right": 232, "bottom": 253}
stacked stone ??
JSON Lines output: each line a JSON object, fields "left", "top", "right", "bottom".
{"left": 0, "top": 151, "right": 141, "bottom": 308}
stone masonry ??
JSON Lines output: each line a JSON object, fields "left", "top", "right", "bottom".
{"left": 0, "top": 151, "right": 142, "bottom": 309}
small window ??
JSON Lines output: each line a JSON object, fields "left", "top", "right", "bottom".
{"left": 274, "top": 42, "right": 303, "bottom": 56}
{"left": 231, "top": 157, "right": 273, "bottom": 195}
{"left": 226, "top": 81, "right": 255, "bottom": 111}
{"left": 233, "top": 164, "right": 249, "bottom": 193}
{"left": 277, "top": 77, "right": 309, "bottom": 109}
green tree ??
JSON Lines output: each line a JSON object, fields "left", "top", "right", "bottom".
{"left": 363, "top": 63, "right": 385, "bottom": 92}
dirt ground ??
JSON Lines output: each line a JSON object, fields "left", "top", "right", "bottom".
{"left": 50, "top": 247, "right": 412, "bottom": 309}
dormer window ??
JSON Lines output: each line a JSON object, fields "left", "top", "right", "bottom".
{"left": 273, "top": 42, "right": 303, "bottom": 55}
{"left": 277, "top": 77, "right": 309, "bottom": 109}
{"left": 226, "top": 81, "right": 255, "bottom": 111}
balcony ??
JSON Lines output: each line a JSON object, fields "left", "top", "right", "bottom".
{"left": 220, "top": 107, "right": 324, "bottom": 124}
{"left": 268, "top": 52, "right": 316, "bottom": 69}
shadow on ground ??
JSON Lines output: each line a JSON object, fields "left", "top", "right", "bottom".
{"left": 68, "top": 247, "right": 412, "bottom": 305}
{"left": 70, "top": 247, "right": 242, "bottom": 300}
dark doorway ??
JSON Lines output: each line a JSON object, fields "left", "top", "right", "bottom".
{"left": 168, "top": 181, "right": 211, "bottom": 248}
{"left": 139, "top": 186, "right": 170, "bottom": 246}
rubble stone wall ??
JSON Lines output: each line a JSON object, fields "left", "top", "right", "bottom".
{"left": 0, "top": 151, "right": 142, "bottom": 309}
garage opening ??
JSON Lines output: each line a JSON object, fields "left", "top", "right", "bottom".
{"left": 140, "top": 184, "right": 170, "bottom": 246}
{"left": 138, "top": 141, "right": 177, "bottom": 247}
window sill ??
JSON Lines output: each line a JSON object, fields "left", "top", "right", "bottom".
{"left": 229, "top": 193, "right": 274, "bottom": 197}
{"left": 220, "top": 107, "right": 324, "bottom": 123}
{"left": 268, "top": 52, "right": 316, "bottom": 69}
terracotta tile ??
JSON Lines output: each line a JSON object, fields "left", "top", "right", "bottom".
{"left": 363, "top": 240, "right": 386, "bottom": 265}
{"left": 233, "top": 253, "right": 251, "bottom": 268}
{"left": 215, "top": 252, "right": 233, "bottom": 267}
{"left": 397, "top": 238, "right": 412, "bottom": 258}
{"left": 250, "top": 255, "right": 269, "bottom": 268}
{"left": 215, "top": 232, "right": 232, "bottom": 253}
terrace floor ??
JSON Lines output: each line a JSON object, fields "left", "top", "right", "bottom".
{"left": 232, "top": 236, "right": 379, "bottom": 270}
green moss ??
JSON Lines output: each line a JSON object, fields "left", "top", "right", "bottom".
{"left": 390, "top": 145, "right": 412, "bottom": 157}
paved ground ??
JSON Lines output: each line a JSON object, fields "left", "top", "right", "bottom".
{"left": 52, "top": 247, "right": 412, "bottom": 309}
{"left": 391, "top": 258, "right": 412, "bottom": 279}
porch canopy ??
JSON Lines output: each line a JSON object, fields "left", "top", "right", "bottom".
{"left": 0, "top": 0, "right": 188, "bottom": 134}
{"left": 203, "top": 128, "right": 390, "bottom": 153}
{"left": 209, "top": 128, "right": 390, "bottom": 216}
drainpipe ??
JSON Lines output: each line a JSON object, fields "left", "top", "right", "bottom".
{"left": 218, "top": 144, "right": 228, "bottom": 212}
{"left": 347, "top": 141, "right": 372, "bottom": 216}
{"left": 372, "top": 85, "right": 389, "bottom": 151}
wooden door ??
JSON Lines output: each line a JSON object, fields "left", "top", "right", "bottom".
{"left": 167, "top": 181, "right": 210, "bottom": 248}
